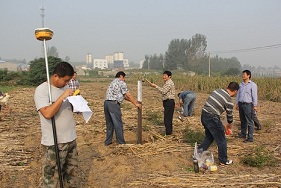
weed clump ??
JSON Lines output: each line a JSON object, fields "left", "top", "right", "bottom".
{"left": 242, "top": 146, "right": 277, "bottom": 167}
{"left": 183, "top": 126, "right": 204, "bottom": 145}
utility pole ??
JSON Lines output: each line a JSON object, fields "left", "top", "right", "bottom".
{"left": 40, "top": 6, "right": 45, "bottom": 57}
{"left": 40, "top": 6, "right": 45, "bottom": 27}
{"left": 208, "top": 52, "right": 211, "bottom": 77}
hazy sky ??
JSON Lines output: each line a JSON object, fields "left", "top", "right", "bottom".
{"left": 1, "top": 0, "right": 281, "bottom": 67}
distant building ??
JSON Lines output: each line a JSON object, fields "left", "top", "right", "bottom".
{"left": 86, "top": 54, "right": 92, "bottom": 64}
{"left": 113, "top": 60, "right": 124, "bottom": 69}
{"left": 113, "top": 52, "right": 124, "bottom": 61}
{"left": 93, "top": 59, "right": 108, "bottom": 69}
{"left": 123, "top": 59, "right": 129, "bottom": 68}
{"left": 139, "top": 59, "right": 145, "bottom": 69}
{"left": 86, "top": 51, "right": 129, "bottom": 70}
{"left": 105, "top": 55, "right": 114, "bottom": 64}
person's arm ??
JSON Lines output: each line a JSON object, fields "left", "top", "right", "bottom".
{"left": 124, "top": 92, "right": 141, "bottom": 109}
{"left": 147, "top": 79, "right": 171, "bottom": 95}
{"left": 178, "top": 93, "right": 184, "bottom": 106}
{"left": 39, "top": 88, "right": 74, "bottom": 119}
{"left": 252, "top": 83, "right": 258, "bottom": 112}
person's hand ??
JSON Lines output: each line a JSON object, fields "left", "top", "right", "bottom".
{"left": 235, "top": 104, "right": 239, "bottom": 110}
{"left": 135, "top": 103, "right": 142, "bottom": 109}
{"left": 225, "top": 123, "right": 232, "bottom": 135}
{"left": 145, "top": 79, "right": 157, "bottom": 88}
{"left": 150, "top": 83, "right": 157, "bottom": 87}
{"left": 254, "top": 106, "right": 258, "bottom": 112}
{"left": 62, "top": 88, "right": 74, "bottom": 99}
{"left": 179, "top": 100, "right": 183, "bottom": 105}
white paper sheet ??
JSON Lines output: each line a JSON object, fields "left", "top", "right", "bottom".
{"left": 67, "top": 95, "right": 93, "bottom": 123}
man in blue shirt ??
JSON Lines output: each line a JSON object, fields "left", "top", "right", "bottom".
{"left": 235, "top": 70, "right": 258, "bottom": 142}
{"left": 177, "top": 91, "right": 196, "bottom": 117}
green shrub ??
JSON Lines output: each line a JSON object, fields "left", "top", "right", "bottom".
{"left": 146, "top": 111, "right": 163, "bottom": 126}
{"left": 183, "top": 125, "right": 205, "bottom": 145}
{"left": 242, "top": 146, "right": 277, "bottom": 167}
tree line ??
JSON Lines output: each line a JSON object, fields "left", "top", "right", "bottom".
{"left": 141, "top": 33, "right": 241, "bottom": 76}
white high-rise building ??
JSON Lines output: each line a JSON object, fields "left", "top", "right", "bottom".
{"left": 105, "top": 55, "right": 114, "bottom": 64}
{"left": 86, "top": 54, "right": 92, "bottom": 64}
{"left": 113, "top": 52, "right": 124, "bottom": 61}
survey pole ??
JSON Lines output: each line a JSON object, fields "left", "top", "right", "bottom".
{"left": 137, "top": 80, "right": 142, "bottom": 144}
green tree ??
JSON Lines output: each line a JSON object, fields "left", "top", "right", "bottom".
{"left": 142, "top": 55, "right": 150, "bottom": 69}
{"left": 65, "top": 56, "right": 70, "bottom": 62}
{"left": 164, "top": 34, "right": 206, "bottom": 71}
{"left": 210, "top": 56, "right": 241, "bottom": 75}
{"left": 143, "top": 54, "right": 165, "bottom": 70}
{"left": 47, "top": 46, "right": 59, "bottom": 58}
{"left": 28, "top": 56, "right": 62, "bottom": 86}
{"left": 186, "top": 34, "right": 208, "bottom": 71}
{"left": 222, "top": 68, "right": 241, "bottom": 76}
{"left": 165, "top": 39, "right": 189, "bottom": 70}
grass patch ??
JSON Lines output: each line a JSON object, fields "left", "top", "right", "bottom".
{"left": 121, "top": 103, "right": 133, "bottom": 110}
{"left": 178, "top": 164, "right": 194, "bottom": 172}
{"left": 0, "top": 85, "right": 15, "bottom": 93}
{"left": 182, "top": 125, "right": 205, "bottom": 146}
{"left": 146, "top": 110, "right": 163, "bottom": 126}
{"left": 143, "top": 125, "right": 151, "bottom": 131}
{"left": 241, "top": 146, "right": 277, "bottom": 168}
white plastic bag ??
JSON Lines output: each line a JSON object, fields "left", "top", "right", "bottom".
{"left": 193, "top": 142, "right": 214, "bottom": 168}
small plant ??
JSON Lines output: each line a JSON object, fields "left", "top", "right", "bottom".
{"left": 16, "top": 161, "right": 26, "bottom": 166}
{"left": 182, "top": 126, "right": 205, "bottom": 145}
{"left": 242, "top": 146, "right": 277, "bottom": 167}
{"left": 178, "top": 164, "right": 194, "bottom": 172}
{"left": 143, "top": 125, "right": 151, "bottom": 131}
{"left": 146, "top": 111, "right": 163, "bottom": 126}
{"left": 121, "top": 103, "right": 132, "bottom": 110}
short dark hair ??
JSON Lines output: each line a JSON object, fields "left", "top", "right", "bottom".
{"left": 53, "top": 62, "right": 74, "bottom": 77}
{"left": 243, "top": 70, "right": 251, "bottom": 79}
{"left": 227, "top": 82, "right": 239, "bottom": 92}
{"left": 115, "top": 71, "right": 126, "bottom": 78}
{"left": 163, "top": 70, "right": 172, "bottom": 77}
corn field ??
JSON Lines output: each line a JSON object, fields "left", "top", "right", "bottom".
{"left": 126, "top": 72, "right": 281, "bottom": 102}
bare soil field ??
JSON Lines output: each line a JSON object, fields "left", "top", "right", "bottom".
{"left": 0, "top": 80, "right": 281, "bottom": 188}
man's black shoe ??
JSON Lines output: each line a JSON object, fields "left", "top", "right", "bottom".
{"left": 237, "top": 133, "right": 246, "bottom": 138}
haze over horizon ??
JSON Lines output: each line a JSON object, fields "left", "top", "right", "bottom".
{"left": 1, "top": 0, "right": 281, "bottom": 68}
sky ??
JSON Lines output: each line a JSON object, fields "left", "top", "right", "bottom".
{"left": 1, "top": 0, "right": 281, "bottom": 67}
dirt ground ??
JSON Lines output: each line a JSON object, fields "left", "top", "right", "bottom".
{"left": 0, "top": 80, "right": 281, "bottom": 188}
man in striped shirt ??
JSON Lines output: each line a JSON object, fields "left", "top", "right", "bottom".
{"left": 148, "top": 71, "right": 175, "bottom": 135}
{"left": 198, "top": 82, "right": 239, "bottom": 165}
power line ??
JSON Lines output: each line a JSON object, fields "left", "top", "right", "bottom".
{"left": 210, "top": 43, "right": 281, "bottom": 54}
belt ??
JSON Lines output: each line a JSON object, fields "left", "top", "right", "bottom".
{"left": 106, "top": 100, "right": 121, "bottom": 105}
{"left": 163, "top": 99, "right": 174, "bottom": 102}
{"left": 238, "top": 102, "right": 252, "bottom": 104}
